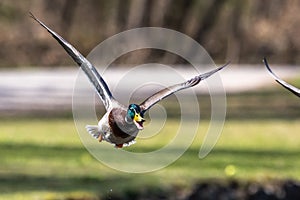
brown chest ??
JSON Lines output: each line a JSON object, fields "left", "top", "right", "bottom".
{"left": 108, "top": 108, "right": 138, "bottom": 139}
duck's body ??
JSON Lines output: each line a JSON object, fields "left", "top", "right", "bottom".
{"left": 30, "top": 13, "right": 229, "bottom": 148}
{"left": 92, "top": 106, "right": 139, "bottom": 146}
{"left": 87, "top": 101, "right": 142, "bottom": 148}
{"left": 107, "top": 108, "right": 138, "bottom": 144}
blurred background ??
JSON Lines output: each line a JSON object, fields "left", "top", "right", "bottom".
{"left": 1, "top": 0, "right": 300, "bottom": 199}
{"left": 2, "top": 0, "right": 300, "bottom": 66}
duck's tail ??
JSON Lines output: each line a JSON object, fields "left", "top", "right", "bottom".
{"left": 86, "top": 125, "right": 101, "bottom": 140}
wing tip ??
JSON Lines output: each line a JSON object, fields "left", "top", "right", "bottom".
{"left": 263, "top": 57, "right": 300, "bottom": 97}
{"left": 28, "top": 11, "right": 51, "bottom": 33}
{"left": 213, "top": 61, "right": 231, "bottom": 74}
{"left": 29, "top": 12, "right": 40, "bottom": 24}
{"left": 263, "top": 57, "right": 272, "bottom": 73}
{"left": 216, "top": 61, "right": 230, "bottom": 73}
{"left": 263, "top": 57, "right": 281, "bottom": 81}
{"left": 28, "top": 11, "right": 34, "bottom": 18}
{"left": 198, "top": 61, "right": 230, "bottom": 81}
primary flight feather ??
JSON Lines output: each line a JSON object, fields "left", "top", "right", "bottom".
{"left": 264, "top": 58, "right": 300, "bottom": 98}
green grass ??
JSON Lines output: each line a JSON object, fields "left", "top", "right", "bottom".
{"left": 291, "top": 76, "right": 300, "bottom": 85}
{"left": 1, "top": 77, "right": 299, "bottom": 199}
{"left": 1, "top": 118, "right": 300, "bottom": 199}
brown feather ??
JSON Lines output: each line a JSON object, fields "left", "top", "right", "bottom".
{"left": 108, "top": 108, "right": 138, "bottom": 144}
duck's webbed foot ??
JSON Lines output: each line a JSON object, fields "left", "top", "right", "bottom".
{"left": 98, "top": 134, "right": 103, "bottom": 142}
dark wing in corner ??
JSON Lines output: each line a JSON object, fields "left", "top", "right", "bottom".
{"left": 30, "top": 12, "right": 115, "bottom": 110}
{"left": 139, "top": 62, "right": 230, "bottom": 114}
{"left": 264, "top": 58, "right": 300, "bottom": 98}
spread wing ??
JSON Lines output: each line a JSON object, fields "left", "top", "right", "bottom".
{"left": 139, "top": 62, "right": 229, "bottom": 114}
{"left": 30, "top": 12, "right": 114, "bottom": 110}
{"left": 263, "top": 58, "right": 300, "bottom": 98}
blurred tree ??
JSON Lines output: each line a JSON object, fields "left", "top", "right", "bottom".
{"left": 0, "top": 0, "right": 300, "bottom": 67}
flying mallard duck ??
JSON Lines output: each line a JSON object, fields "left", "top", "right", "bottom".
{"left": 264, "top": 58, "right": 300, "bottom": 98}
{"left": 30, "top": 13, "right": 229, "bottom": 148}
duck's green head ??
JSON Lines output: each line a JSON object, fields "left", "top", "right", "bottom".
{"left": 127, "top": 104, "right": 145, "bottom": 130}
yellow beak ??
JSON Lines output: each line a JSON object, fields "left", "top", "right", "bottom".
{"left": 134, "top": 113, "right": 145, "bottom": 122}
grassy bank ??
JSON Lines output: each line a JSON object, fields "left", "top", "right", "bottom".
{"left": 1, "top": 118, "right": 300, "bottom": 199}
